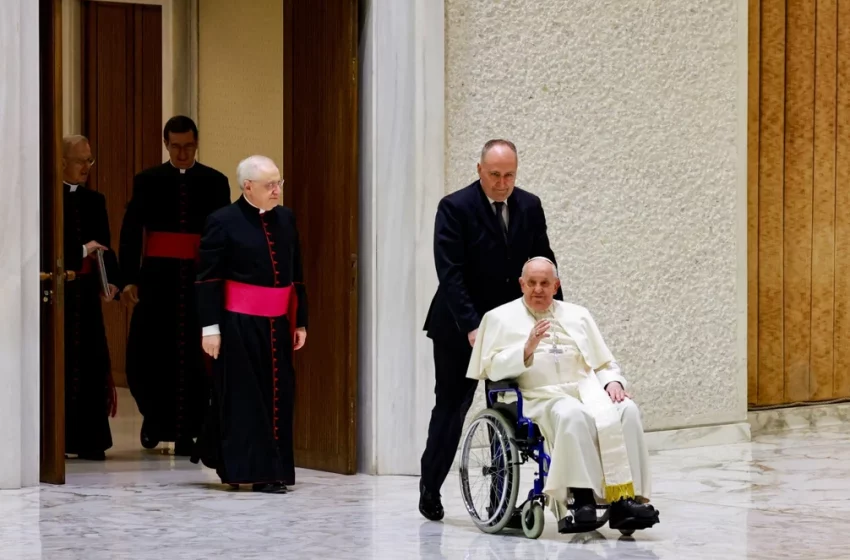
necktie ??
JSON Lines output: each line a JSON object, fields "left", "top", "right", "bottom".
{"left": 493, "top": 201, "right": 508, "bottom": 241}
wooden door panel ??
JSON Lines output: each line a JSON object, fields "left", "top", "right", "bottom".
{"left": 82, "top": 2, "right": 162, "bottom": 388}
{"left": 754, "top": 0, "right": 785, "bottom": 407}
{"left": 835, "top": 0, "right": 850, "bottom": 398}
{"left": 781, "top": 0, "right": 814, "bottom": 404}
{"left": 810, "top": 0, "right": 838, "bottom": 401}
{"left": 748, "top": 0, "right": 850, "bottom": 406}
{"left": 39, "top": 0, "right": 65, "bottom": 485}
{"left": 284, "top": 0, "right": 359, "bottom": 474}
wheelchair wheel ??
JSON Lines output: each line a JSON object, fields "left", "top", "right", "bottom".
{"left": 459, "top": 408, "right": 521, "bottom": 534}
{"left": 521, "top": 501, "right": 545, "bottom": 539}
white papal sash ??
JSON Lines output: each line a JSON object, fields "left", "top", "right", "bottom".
{"left": 576, "top": 375, "right": 635, "bottom": 502}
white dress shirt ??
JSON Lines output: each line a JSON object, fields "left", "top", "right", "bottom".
{"left": 486, "top": 195, "right": 509, "bottom": 228}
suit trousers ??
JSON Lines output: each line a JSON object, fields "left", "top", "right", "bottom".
{"left": 420, "top": 337, "right": 478, "bottom": 494}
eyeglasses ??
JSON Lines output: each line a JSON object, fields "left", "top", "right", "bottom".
{"left": 68, "top": 157, "right": 95, "bottom": 167}
{"left": 248, "top": 179, "right": 284, "bottom": 191}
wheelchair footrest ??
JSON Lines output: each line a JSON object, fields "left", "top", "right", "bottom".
{"left": 557, "top": 510, "right": 609, "bottom": 534}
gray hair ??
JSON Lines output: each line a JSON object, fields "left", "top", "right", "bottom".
{"left": 62, "top": 134, "right": 89, "bottom": 157}
{"left": 522, "top": 256, "right": 559, "bottom": 279}
{"left": 236, "top": 155, "right": 278, "bottom": 191}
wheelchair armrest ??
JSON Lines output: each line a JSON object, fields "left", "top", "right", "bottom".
{"left": 484, "top": 380, "right": 521, "bottom": 407}
{"left": 485, "top": 380, "right": 519, "bottom": 391}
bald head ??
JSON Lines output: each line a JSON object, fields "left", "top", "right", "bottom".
{"left": 520, "top": 256, "right": 560, "bottom": 311}
{"left": 62, "top": 135, "right": 88, "bottom": 156}
{"left": 62, "top": 135, "right": 93, "bottom": 184}
{"left": 480, "top": 139, "right": 518, "bottom": 164}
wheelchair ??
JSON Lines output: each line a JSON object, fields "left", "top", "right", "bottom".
{"left": 458, "top": 380, "right": 645, "bottom": 540}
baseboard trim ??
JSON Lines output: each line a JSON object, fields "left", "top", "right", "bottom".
{"left": 644, "top": 421, "right": 751, "bottom": 452}
{"left": 748, "top": 402, "right": 850, "bottom": 436}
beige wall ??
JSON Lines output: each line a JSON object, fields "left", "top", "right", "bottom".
{"left": 197, "top": 0, "right": 283, "bottom": 200}
{"left": 446, "top": 0, "right": 748, "bottom": 434}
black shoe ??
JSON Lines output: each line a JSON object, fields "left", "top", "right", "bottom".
{"left": 608, "top": 498, "right": 659, "bottom": 530}
{"left": 419, "top": 483, "right": 444, "bottom": 521}
{"left": 252, "top": 482, "right": 288, "bottom": 494}
{"left": 140, "top": 421, "right": 159, "bottom": 449}
{"left": 174, "top": 439, "right": 195, "bottom": 456}
{"left": 76, "top": 450, "right": 106, "bottom": 461}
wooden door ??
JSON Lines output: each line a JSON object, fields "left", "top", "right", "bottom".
{"left": 81, "top": 1, "right": 163, "bottom": 388}
{"left": 284, "top": 0, "right": 359, "bottom": 474}
{"left": 39, "top": 0, "right": 65, "bottom": 485}
{"left": 748, "top": 0, "right": 850, "bottom": 407}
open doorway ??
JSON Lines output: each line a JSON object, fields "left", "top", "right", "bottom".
{"left": 39, "top": 0, "right": 360, "bottom": 483}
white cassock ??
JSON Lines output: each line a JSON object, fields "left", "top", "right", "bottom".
{"left": 466, "top": 297, "right": 652, "bottom": 518}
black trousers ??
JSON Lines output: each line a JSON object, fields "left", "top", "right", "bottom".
{"left": 420, "top": 337, "right": 478, "bottom": 494}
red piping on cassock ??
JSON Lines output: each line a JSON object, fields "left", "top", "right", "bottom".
{"left": 260, "top": 213, "right": 281, "bottom": 441}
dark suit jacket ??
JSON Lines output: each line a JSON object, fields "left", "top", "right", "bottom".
{"left": 423, "top": 180, "right": 561, "bottom": 344}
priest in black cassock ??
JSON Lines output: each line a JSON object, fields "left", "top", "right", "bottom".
{"left": 119, "top": 116, "right": 231, "bottom": 455}
{"left": 62, "top": 135, "right": 122, "bottom": 461}
{"left": 191, "top": 155, "right": 308, "bottom": 494}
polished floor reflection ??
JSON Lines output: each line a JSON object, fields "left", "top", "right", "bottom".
{"left": 1, "top": 393, "right": 848, "bottom": 559}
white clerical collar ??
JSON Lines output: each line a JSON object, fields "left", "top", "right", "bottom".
{"left": 169, "top": 160, "right": 196, "bottom": 174}
{"left": 64, "top": 182, "right": 79, "bottom": 192}
{"left": 522, "top": 298, "right": 555, "bottom": 319}
{"left": 244, "top": 196, "right": 267, "bottom": 214}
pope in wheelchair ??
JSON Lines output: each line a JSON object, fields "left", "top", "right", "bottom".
{"left": 459, "top": 257, "right": 659, "bottom": 539}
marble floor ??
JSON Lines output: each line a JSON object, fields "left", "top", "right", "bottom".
{"left": 1, "top": 394, "right": 849, "bottom": 559}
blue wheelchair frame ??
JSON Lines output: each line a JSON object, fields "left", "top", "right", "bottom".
{"left": 486, "top": 381, "right": 551, "bottom": 507}
{"left": 476, "top": 381, "right": 651, "bottom": 536}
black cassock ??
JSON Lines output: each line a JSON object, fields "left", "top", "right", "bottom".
{"left": 63, "top": 183, "right": 122, "bottom": 456}
{"left": 192, "top": 196, "right": 308, "bottom": 485}
{"left": 119, "top": 162, "right": 230, "bottom": 447}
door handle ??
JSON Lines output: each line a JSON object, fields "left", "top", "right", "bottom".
{"left": 39, "top": 271, "right": 76, "bottom": 282}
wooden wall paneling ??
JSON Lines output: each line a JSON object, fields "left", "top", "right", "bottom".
{"left": 285, "top": 0, "right": 359, "bottom": 474}
{"left": 757, "top": 0, "right": 787, "bottom": 406}
{"left": 835, "top": 0, "right": 850, "bottom": 398}
{"left": 782, "top": 0, "right": 816, "bottom": 403}
{"left": 82, "top": 2, "right": 162, "bottom": 388}
{"left": 810, "top": 0, "right": 838, "bottom": 401}
{"left": 89, "top": 2, "right": 134, "bottom": 386}
{"left": 137, "top": 5, "right": 162, "bottom": 171}
{"left": 747, "top": 0, "right": 761, "bottom": 405}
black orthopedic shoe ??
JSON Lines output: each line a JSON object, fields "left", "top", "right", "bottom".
{"left": 252, "top": 482, "right": 288, "bottom": 494}
{"left": 608, "top": 498, "right": 660, "bottom": 531}
{"left": 419, "top": 483, "right": 444, "bottom": 521}
{"left": 571, "top": 488, "right": 598, "bottom": 524}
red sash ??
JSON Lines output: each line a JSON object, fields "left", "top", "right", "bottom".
{"left": 77, "top": 258, "right": 93, "bottom": 275}
{"left": 223, "top": 280, "right": 299, "bottom": 342}
{"left": 224, "top": 281, "right": 291, "bottom": 317}
{"left": 144, "top": 231, "right": 201, "bottom": 260}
